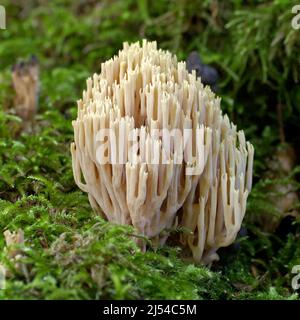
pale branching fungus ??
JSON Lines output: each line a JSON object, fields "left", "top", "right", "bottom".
{"left": 71, "top": 40, "right": 254, "bottom": 263}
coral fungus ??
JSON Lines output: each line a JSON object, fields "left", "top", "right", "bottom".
{"left": 71, "top": 40, "right": 254, "bottom": 263}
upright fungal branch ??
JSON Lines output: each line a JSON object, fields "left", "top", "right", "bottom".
{"left": 71, "top": 40, "right": 254, "bottom": 262}
{"left": 180, "top": 113, "right": 254, "bottom": 264}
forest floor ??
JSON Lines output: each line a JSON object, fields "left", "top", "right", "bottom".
{"left": 0, "top": 0, "right": 299, "bottom": 299}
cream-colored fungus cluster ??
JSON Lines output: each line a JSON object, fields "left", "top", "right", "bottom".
{"left": 71, "top": 40, "right": 254, "bottom": 263}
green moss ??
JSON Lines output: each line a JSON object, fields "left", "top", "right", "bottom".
{"left": 0, "top": 197, "right": 228, "bottom": 300}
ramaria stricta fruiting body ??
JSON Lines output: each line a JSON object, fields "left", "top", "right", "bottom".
{"left": 71, "top": 40, "right": 254, "bottom": 264}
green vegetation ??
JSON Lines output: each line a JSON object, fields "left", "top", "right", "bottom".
{"left": 0, "top": 0, "right": 299, "bottom": 300}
